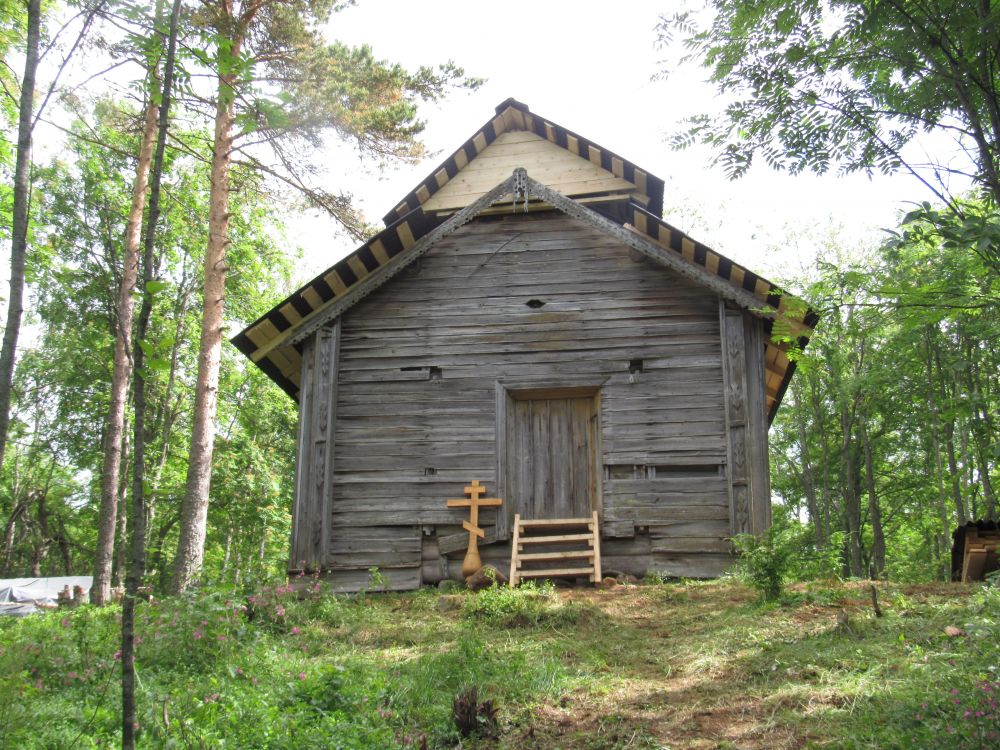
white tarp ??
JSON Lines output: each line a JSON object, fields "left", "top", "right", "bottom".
{"left": 0, "top": 576, "right": 92, "bottom": 605}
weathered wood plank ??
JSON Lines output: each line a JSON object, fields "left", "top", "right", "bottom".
{"left": 650, "top": 553, "right": 734, "bottom": 578}
{"left": 323, "top": 212, "right": 737, "bottom": 581}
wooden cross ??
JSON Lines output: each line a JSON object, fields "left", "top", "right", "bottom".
{"left": 447, "top": 479, "right": 503, "bottom": 578}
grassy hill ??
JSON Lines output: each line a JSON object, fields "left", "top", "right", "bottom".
{"left": 2, "top": 578, "right": 999, "bottom": 748}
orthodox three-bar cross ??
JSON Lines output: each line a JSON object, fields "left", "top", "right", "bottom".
{"left": 447, "top": 479, "right": 503, "bottom": 578}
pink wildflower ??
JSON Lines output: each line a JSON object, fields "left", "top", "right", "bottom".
{"left": 298, "top": 672, "right": 306, "bottom": 680}
{"left": 193, "top": 629, "right": 203, "bottom": 641}
{"left": 290, "top": 626, "right": 301, "bottom": 635}
{"left": 60, "top": 617, "right": 71, "bottom": 628}
{"left": 275, "top": 605, "right": 285, "bottom": 617}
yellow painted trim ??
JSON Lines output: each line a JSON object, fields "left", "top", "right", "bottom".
{"left": 370, "top": 240, "right": 390, "bottom": 265}
{"left": 347, "top": 256, "right": 370, "bottom": 281}
{"left": 324, "top": 271, "right": 348, "bottom": 296}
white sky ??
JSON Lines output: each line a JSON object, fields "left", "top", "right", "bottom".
{"left": 280, "top": 0, "right": 936, "bottom": 292}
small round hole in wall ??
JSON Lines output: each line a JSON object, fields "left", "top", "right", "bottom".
{"left": 526, "top": 299, "right": 546, "bottom": 309}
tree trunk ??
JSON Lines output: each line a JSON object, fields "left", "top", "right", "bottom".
{"left": 0, "top": 0, "right": 41, "bottom": 472}
{"left": 859, "top": 419, "right": 886, "bottom": 578}
{"left": 796, "top": 399, "right": 824, "bottom": 546}
{"left": 122, "top": 1, "right": 181, "bottom": 745}
{"left": 967, "top": 350, "right": 997, "bottom": 519}
{"left": 172, "top": 32, "right": 242, "bottom": 594}
{"left": 1, "top": 499, "right": 28, "bottom": 574}
{"left": 937, "top": 344, "right": 968, "bottom": 525}
{"left": 925, "top": 330, "right": 953, "bottom": 578}
{"left": 92, "top": 99, "right": 159, "bottom": 606}
{"left": 57, "top": 517, "right": 72, "bottom": 575}
{"left": 30, "top": 489, "right": 49, "bottom": 576}
{"left": 840, "top": 410, "right": 864, "bottom": 577}
{"left": 112, "top": 481, "right": 127, "bottom": 591}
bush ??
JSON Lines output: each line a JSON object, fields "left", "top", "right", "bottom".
{"left": 733, "top": 525, "right": 798, "bottom": 600}
{"left": 462, "top": 580, "right": 555, "bottom": 627}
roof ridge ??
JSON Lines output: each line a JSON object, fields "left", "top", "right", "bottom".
{"left": 381, "top": 98, "right": 666, "bottom": 226}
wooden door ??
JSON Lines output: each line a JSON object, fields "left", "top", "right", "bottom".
{"left": 509, "top": 396, "right": 599, "bottom": 520}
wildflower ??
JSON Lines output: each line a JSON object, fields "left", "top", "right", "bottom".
{"left": 236, "top": 667, "right": 244, "bottom": 677}
{"left": 66, "top": 671, "right": 78, "bottom": 681}
{"left": 290, "top": 626, "right": 301, "bottom": 635}
{"left": 275, "top": 605, "right": 285, "bottom": 617}
{"left": 193, "top": 629, "right": 203, "bottom": 641}
{"left": 60, "top": 617, "right": 71, "bottom": 628}
{"left": 915, "top": 713, "right": 922, "bottom": 721}
{"left": 298, "top": 671, "right": 306, "bottom": 680}
{"left": 217, "top": 634, "right": 227, "bottom": 642}
{"left": 951, "top": 688, "right": 960, "bottom": 695}
{"left": 113, "top": 650, "right": 121, "bottom": 661}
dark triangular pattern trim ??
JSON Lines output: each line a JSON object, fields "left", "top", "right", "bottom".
{"left": 381, "top": 99, "right": 665, "bottom": 226}
{"left": 233, "top": 169, "right": 817, "bottom": 418}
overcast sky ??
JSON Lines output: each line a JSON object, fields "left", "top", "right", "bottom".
{"left": 279, "top": 0, "right": 938, "bottom": 292}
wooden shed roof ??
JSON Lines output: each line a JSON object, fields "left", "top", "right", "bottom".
{"left": 232, "top": 100, "right": 818, "bottom": 423}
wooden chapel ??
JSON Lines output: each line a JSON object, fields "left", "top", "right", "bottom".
{"left": 232, "top": 99, "right": 818, "bottom": 591}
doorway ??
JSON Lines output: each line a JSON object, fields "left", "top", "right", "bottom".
{"left": 498, "top": 386, "right": 601, "bottom": 534}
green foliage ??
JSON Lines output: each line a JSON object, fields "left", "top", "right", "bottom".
{"left": 5, "top": 581, "right": 1000, "bottom": 748}
{"left": 659, "top": 0, "right": 1000, "bottom": 270}
{"left": 461, "top": 580, "right": 594, "bottom": 629}
{"left": 733, "top": 525, "right": 798, "bottom": 600}
{"left": 462, "top": 580, "right": 556, "bottom": 626}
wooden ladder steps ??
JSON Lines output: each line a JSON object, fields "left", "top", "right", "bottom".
{"left": 517, "top": 550, "right": 595, "bottom": 562}
{"left": 519, "top": 533, "right": 594, "bottom": 545}
{"left": 509, "top": 511, "right": 602, "bottom": 586}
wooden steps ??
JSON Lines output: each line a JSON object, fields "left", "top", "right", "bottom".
{"left": 509, "top": 511, "right": 602, "bottom": 586}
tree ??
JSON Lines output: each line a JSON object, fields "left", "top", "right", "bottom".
{"left": 92, "top": 18, "right": 163, "bottom": 605}
{"left": 122, "top": 0, "right": 184, "bottom": 743}
{"left": 658, "top": 0, "right": 1000, "bottom": 270}
{"left": 0, "top": 0, "right": 102, "bottom": 476}
{"left": 0, "top": 0, "right": 42, "bottom": 478}
{"left": 171, "top": 0, "right": 480, "bottom": 593}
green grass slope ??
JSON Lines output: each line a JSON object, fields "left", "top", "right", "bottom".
{"left": 2, "top": 579, "right": 998, "bottom": 749}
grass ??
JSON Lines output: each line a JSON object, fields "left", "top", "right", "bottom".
{"left": 1, "top": 578, "right": 999, "bottom": 748}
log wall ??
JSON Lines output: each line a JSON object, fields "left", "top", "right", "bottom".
{"left": 294, "top": 212, "right": 770, "bottom": 590}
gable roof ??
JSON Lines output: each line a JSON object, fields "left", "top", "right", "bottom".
{"left": 383, "top": 98, "right": 665, "bottom": 223}
{"left": 232, "top": 100, "right": 818, "bottom": 423}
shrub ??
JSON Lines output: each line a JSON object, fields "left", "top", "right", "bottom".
{"left": 733, "top": 525, "right": 798, "bottom": 600}
{"left": 462, "top": 580, "right": 554, "bottom": 627}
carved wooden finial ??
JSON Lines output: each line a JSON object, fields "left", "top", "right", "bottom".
{"left": 512, "top": 167, "right": 528, "bottom": 213}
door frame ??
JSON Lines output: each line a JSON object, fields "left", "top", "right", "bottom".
{"left": 494, "top": 379, "right": 605, "bottom": 539}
